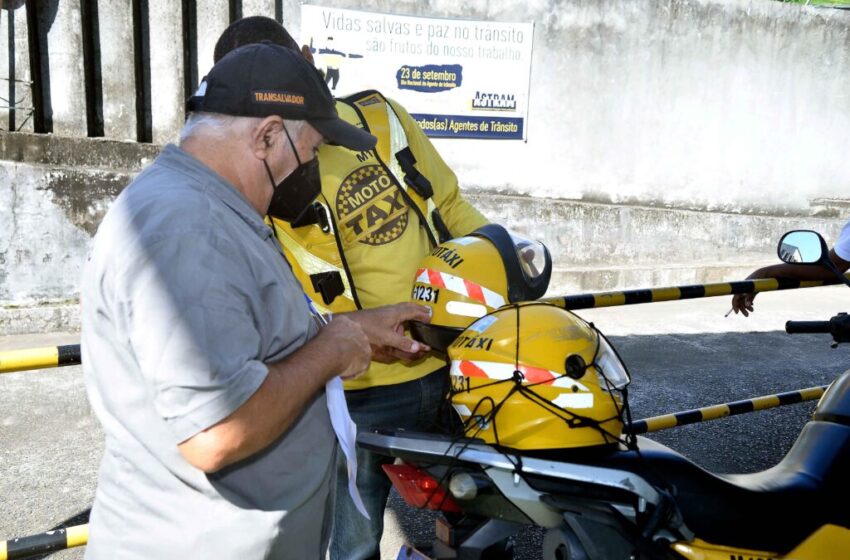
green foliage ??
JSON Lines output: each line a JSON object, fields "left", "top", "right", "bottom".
{"left": 779, "top": 0, "right": 850, "bottom": 5}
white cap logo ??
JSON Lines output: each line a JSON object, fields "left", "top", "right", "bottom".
{"left": 193, "top": 80, "right": 207, "bottom": 97}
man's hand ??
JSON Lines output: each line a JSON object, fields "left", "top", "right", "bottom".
{"left": 730, "top": 254, "right": 850, "bottom": 318}
{"left": 178, "top": 315, "right": 371, "bottom": 472}
{"left": 731, "top": 268, "right": 769, "bottom": 317}
{"left": 346, "top": 303, "right": 432, "bottom": 363}
{"left": 315, "top": 315, "right": 372, "bottom": 379}
{"left": 731, "top": 290, "right": 756, "bottom": 317}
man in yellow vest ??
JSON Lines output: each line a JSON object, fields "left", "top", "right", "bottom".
{"left": 214, "top": 17, "right": 489, "bottom": 560}
{"left": 320, "top": 36, "right": 344, "bottom": 91}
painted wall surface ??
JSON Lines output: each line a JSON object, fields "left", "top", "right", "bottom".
{"left": 149, "top": 1, "right": 185, "bottom": 144}
{"left": 47, "top": 0, "right": 86, "bottom": 137}
{"left": 0, "top": 134, "right": 159, "bottom": 307}
{"left": 0, "top": 6, "right": 33, "bottom": 134}
{"left": 280, "top": 0, "right": 850, "bottom": 214}
{"left": 0, "top": 1, "right": 849, "bottom": 320}
{"left": 467, "top": 191, "right": 846, "bottom": 292}
{"left": 0, "top": 132, "right": 845, "bottom": 312}
{"left": 196, "top": 1, "right": 230, "bottom": 81}
{"left": 1, "top": 1, "right": 848, "bottom": 212}
{"left": 243, "top": 0, "right": 278, "bottom": 18}
{"left": 100, "top": 0, "right": 137, "bottom": 141}
{"left": 0, "top": 161, "right": 93, "bottom": 303}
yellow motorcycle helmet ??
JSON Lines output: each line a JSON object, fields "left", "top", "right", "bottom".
{"left": 447, "top": 303, "right": 630, "bottom": 451}
{"left": 409, "top": 224, "right": 552, "bottom": 353}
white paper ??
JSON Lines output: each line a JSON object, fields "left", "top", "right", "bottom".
{"left": 326, "top": 375, "right": 370, "bottom": 519}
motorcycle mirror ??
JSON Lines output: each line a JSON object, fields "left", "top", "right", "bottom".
{"left": 778, "top": 230, "right": 850, "bottom": 288}
{"left": 777, "top": 230, "right": 828, "bottom": 265}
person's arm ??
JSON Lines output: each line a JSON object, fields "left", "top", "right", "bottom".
{"left": 178, "top": 315, "right": 370, "bottom": 472}
{"left": 123, "top": 231, "right": 371, "bottom": 474}
{"left": 180, "top": 302, "right": 433, "bottom": 470}
{"left": 343, "top": 302, "right": 432, "bottom": 363}
{"left": 731, "top": 248, "right": 850, "bottom": 316}
{"left": 390, "top": 99, "right": 489, "bottom": 237}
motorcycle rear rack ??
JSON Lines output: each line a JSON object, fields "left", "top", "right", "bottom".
{"left": 359, "top": 430, "right": 663, "bottom": 510}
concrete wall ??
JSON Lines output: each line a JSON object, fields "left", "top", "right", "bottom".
{"left": 1, "top": 1, "right": 848, "bottom": 209}
{"left": 0, "top": 131, "right": 845, "bottom": 334}
{"left": 196, "top": 2, "right": 230, "bottom": 84}
{"left": 0, "top": 133, "right": 158, "bottom": 308}
{"left": 1, "top": 1, "right": 849, "bottom": 332}
{"left": 467, "top": 190, "right": 847, "bottom": 292}
{"left": 279, "top": 0, "right": 850, "bottom": 215}
{"left": 0, "top": 5, "right": 33, "bottom": 133}
{"left": 47, "top": 0, "right": 86, "bottom": 137}
{"left": 100, "top": 0, "right": 137, "bottom": 141}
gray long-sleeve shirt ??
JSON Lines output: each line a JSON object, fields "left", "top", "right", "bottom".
{"left": 81, "top": 144, "right": 336, "bottom": 559}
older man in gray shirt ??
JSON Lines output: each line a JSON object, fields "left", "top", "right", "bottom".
{"left": 81, "top": 44, "right": 430, "bottom": 559}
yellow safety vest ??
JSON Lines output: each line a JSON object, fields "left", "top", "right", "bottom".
{"left": 270, "top": 91, "right": 487, "bottom": 390}
{"left": 271, "top": 91, "right": 448, "bottom": 314}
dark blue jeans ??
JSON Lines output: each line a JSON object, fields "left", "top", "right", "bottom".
{"left": 330, "top": 365, "right": 451, "bottom": 560}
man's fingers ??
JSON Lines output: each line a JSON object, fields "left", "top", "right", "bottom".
{"left": 370, "top": 344, "right": 429, "bottom": 364}
{"left": 382, "top": 329, "right": 429, "bottom": 354}
{"left": 731, "top": 292, "right": 757, "bottom": 316}
{"left": 393, "top": 302, "right": 432, "bottom": 324}
{"left": 385, "top": 347, "right": 429, "bottom": 362}
{"left": 370, "top": 345, "right": 398, "bottom": 364}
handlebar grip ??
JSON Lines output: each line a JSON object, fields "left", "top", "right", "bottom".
{"left": 785, "top": 321, "right": 831, "bottom": 334}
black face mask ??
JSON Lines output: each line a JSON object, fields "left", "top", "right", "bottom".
{"left": 265, "top": 126, "right": 322, "bottom": 223}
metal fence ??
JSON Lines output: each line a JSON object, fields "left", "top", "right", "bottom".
{"left": 0, "top": 0, "right": 285, "bottom": 143}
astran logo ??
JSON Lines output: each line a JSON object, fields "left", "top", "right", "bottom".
{"left": 471, "top": 91, "right": 516, "bottom": 111}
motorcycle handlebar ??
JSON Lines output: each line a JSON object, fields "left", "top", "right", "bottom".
{"left": 786, "top": 313, "right": 850, "bottom": 345}
{"left": 785, "top": 321, "right": 831, "bottom": 334}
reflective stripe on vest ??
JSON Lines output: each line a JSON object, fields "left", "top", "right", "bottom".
{"left": 385, "top": 103, "right": 442, "bottom": 243}
{"left": 271, "top": 93, "right": 440, "bottom": 311}
{"left": 270, "top": 217, "right": 356, "bottom": 314}
{"left": 351, "top": 92, "right": 442, "bottom": 245}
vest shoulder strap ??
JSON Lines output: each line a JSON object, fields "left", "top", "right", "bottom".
{"left": 339, "top": 91, "right": 449, "bottom": 244}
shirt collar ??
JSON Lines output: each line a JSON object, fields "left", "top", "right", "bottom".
{"left": 157, "top": 144, "right": 274, "bottom": 240}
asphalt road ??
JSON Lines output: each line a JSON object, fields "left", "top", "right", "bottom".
{"left": 1, "top": 286, "right": 848, "bottom": 559}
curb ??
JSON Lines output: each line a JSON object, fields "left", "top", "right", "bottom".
{"left": 0, "top": 303, "right": 81, "bottom": 337}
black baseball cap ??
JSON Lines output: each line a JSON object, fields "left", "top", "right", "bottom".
{"left": 187, "top": 43, "right": 376, "bottom": 152}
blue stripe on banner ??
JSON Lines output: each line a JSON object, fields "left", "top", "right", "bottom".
{"left": 411, "top": 113, "right": 524, "bottom": 139}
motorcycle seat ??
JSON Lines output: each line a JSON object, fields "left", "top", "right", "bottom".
{"left": 586, "top": 420, "right": 850, "bottom": 553}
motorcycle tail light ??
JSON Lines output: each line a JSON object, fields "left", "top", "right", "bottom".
{"left": 382, "top": 463, "right": 462, "bottom": 513}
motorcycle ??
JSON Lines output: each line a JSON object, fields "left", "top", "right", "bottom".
{"left": 361, "top": 230, "right": 850, "bottom": 560}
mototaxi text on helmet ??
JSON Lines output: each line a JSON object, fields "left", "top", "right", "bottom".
{"left": 409, "top": 224, "right": 553, "bottom": 353}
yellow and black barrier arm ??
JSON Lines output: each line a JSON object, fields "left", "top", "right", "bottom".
{"left": 0, "top": 524, "right": 88, "bottom": 560}
{"left": 0, "top": 345, "right": 81, "bottom": 374}
{"left": 626, "top": 385, "right": 828, "bottom": 435}
{"left": 2, "top": 275, "right": 846, "bottom": 373}
{"left": 542, "top": 274, "right": 850, "bottom": 311}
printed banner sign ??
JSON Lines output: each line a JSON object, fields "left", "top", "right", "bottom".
{"left": 301, "top": 5, "right": 534, "bottom": 140}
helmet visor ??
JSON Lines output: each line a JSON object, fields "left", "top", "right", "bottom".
{"left": 593, "top": 331, "right": 631, "bottom": 390}
{"left": 510, "top": 232, "right": 548, "bottom": 283}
